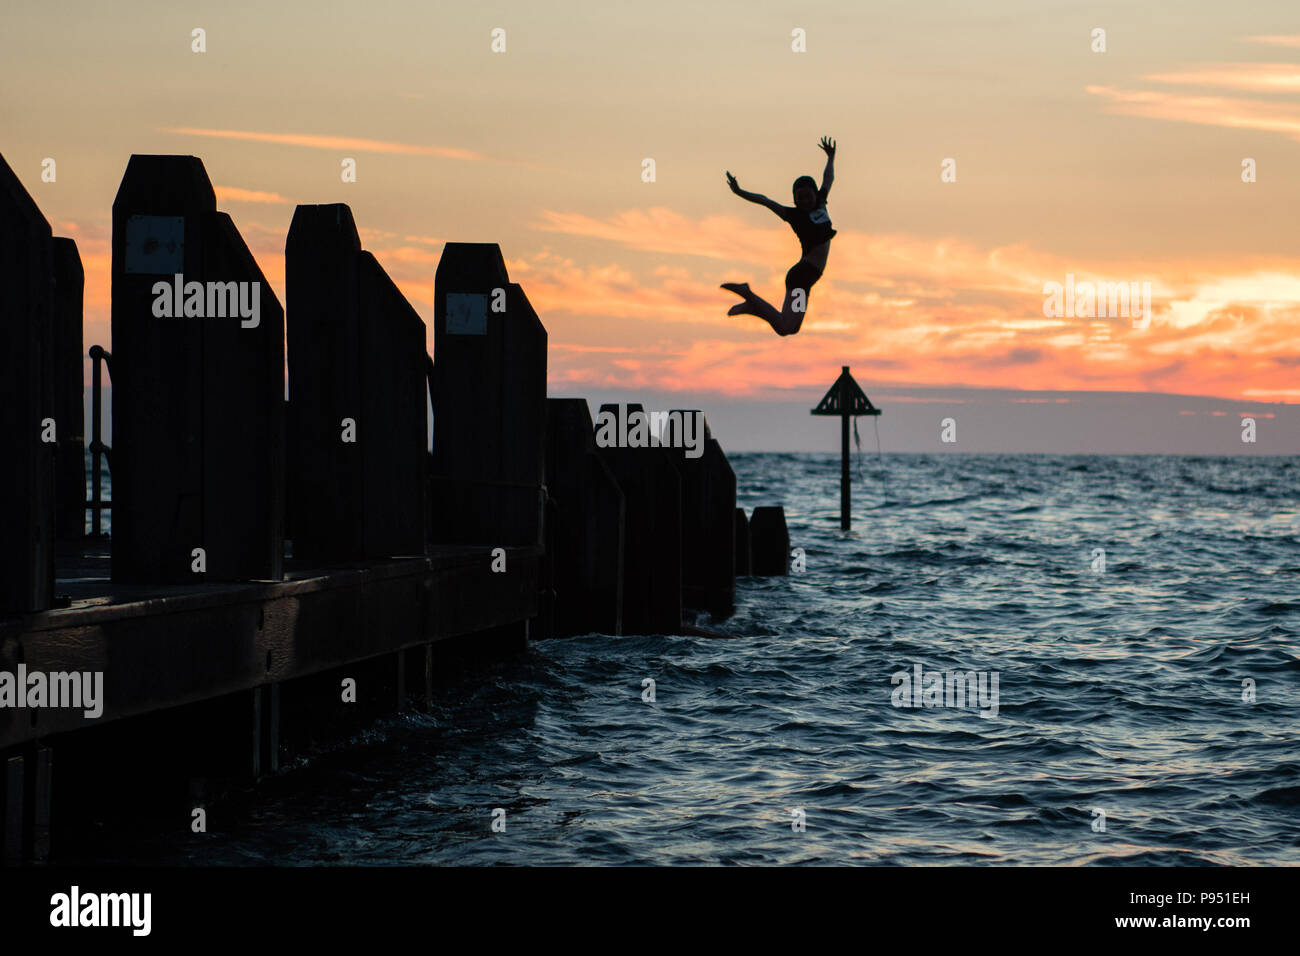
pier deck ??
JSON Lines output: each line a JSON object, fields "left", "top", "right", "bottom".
{"left": 0, "top": 540, "right": 540, "bottom": 751}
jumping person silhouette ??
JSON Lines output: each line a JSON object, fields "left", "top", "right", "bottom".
{"left": 722, "top": 136, "right": 836, "bottom": 336}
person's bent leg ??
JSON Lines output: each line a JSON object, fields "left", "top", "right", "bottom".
{"left": 744, "top": 291, "right": 787, "bottom": 334}
{"left": 776, "top": 260, "right": 820, "bottom": 336}
{"left": 723, "top": 267, "right": 816, "bottom": 336}
{"left": 723, "top": 280, "right": 788, "bottom": 332}
{"left": 775, "top": 289, "right": 808, "bottom": 336}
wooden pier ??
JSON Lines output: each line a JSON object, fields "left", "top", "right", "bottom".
{"left": 0, "top": 151, "right": 786, "bottom": 864}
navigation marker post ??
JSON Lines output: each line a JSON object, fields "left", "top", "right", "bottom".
{"left": 810, "top": 366, "right": 881, "bottom": 530}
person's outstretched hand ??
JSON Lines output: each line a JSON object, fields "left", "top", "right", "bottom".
{"left": 818, "top": 136, "right": 836, "bottom": 157}
{"left": 725, "top": 171, "right": 741, "bottom": 194}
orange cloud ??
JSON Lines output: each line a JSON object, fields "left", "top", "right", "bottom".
{"left": 1142, "top": 63, "right": 1300, "bottom": 93}
{"left": 1085, "top": 85, "right": 1300, "bottom": 141}
{"left": 61, "top": 193, "right": 1300, "bottom": 402}
{"left": 214, "top": 186, "right": 290, "bottom": 204}
{"left": 533, "top": 207, "right": 787, "bottom": 264}
{"left": 426, "top": 210, "right": 1300, "bottom": 400}
{"left": 1087, "top": 38, "right": 1300, "bottom": 141}
{"left": 1246, "top": 35, "right": 1300, "bottom": 48}
{"left": 162, "top": 127, "right": 484, "bottom": 161}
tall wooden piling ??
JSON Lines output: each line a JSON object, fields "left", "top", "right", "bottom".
{"left": 285, "top": 204, "right": 427, "bottom": 562}
{"left": 51, "top": 238, "right": 85, "bottom": 540}
{"left": 0, "top": 153, "right": 56, "bottom": 614}
{"left": 542, "top": 398, "right": 625, "bottom": 637}
{"left": 596, "top": 404, "right": 682, "bottom": 635}
{"left": 750, "top": 506, "right": 790, "bottom": 575}
{"left": 111, "top": 155, "right": 284, "bottom": 583}
{"left": 430, "top": 245, "right": 547, "bottom": 545}
{"left": 666, "top": 411, "right": 736, "bottom": 619}
{"left": 2, "top": 755, "right": 22, "bottom": 864}
{"left": 734, "top": 507, "right": 752, "bottom": 576}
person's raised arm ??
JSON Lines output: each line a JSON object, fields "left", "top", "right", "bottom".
{"left": 726, "top": 171, "right": 785, "bottom": 214}
{"left": 817, "top": 136, "right": 836, "bottom": 197}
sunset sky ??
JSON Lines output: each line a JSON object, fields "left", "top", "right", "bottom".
{"left": 3, "top": 0, "right": 1299, "bottom": 448}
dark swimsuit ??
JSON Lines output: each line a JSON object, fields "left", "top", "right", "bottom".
{"left": 779, "top": 189, "right": 836, "bottom": 291}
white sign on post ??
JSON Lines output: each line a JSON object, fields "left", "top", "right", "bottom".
{"left": 445, "top": 293, "right": 489, "bottom": 335}
{"left": 124, "top": 215, "right": 185, "bottom": 274}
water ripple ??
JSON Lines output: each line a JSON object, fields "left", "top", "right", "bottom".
{"left": 87, "top": 454, "right": 1300, "bottom": 866}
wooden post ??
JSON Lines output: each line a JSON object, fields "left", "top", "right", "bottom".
{"left": 259, "top": 684, "right": 280, "bottom": 776}
{"left": 734, "top": 507, "right": 751, "bottom": 576}
{"left": 52, "top": 238, "right": 85, "bottom": 540}
{"left": 749, "top": 506, "right": 790, "bottom": 575}
{"left": 543, "top": 398, "right": 624, "bottom": 638}
{"left": 31, "top": 746, "right": 53, "bottom": 862}
{"left": 2, "top": 755, "right": 23, "bottom": 864}
{"left": 666, "top": 410, "right": 736, "bottom": 619}
{"left": 111, "top": 155, "right": 284, "bottom": 583}
{"left": 0, "top": 152, "right": 56, "bottom": 614}
{"left": 430, "top": 245, "right": 547, "bottom": 546}
{"left": 596, "top": 403, "right": 681, "bottom": 635}
{"left": 285, "top": 204, "right": 427, "bottom": 563}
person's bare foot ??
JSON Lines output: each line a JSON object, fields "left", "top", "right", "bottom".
{"left": 721, "top": 281, "right": 752, "bottom": 298}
